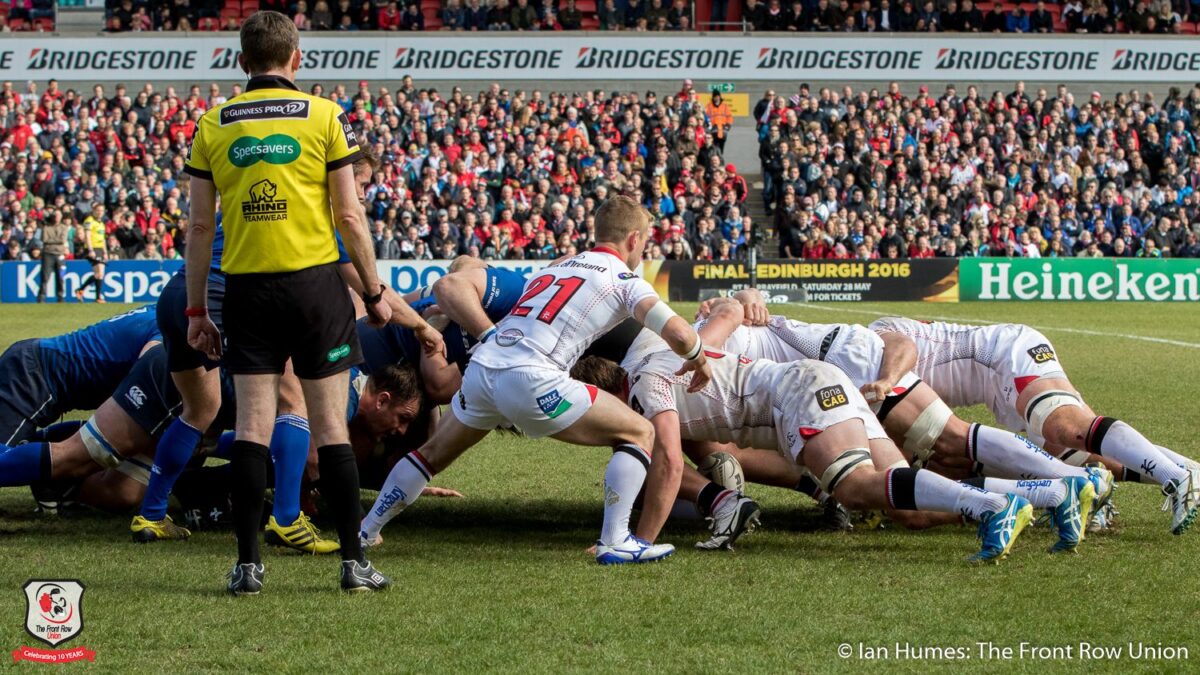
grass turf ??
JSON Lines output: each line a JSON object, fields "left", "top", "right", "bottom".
{"left": 1, "top": 301, "right": 1199, "bottom": 673}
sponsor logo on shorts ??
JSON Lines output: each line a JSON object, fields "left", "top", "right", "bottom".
{"left": 326, "top": 344, "right": 352, "bottom": 363}
{"left": 816, "top": 385, "right": 849, "bottom": 411}
{"left": 124, "top": 386, "right": 146, "bottom": 409}
{"left": 219, "top": 99, "right": 310, "bottom": 125}
{"left": 495, "top": 328, "right": 524, "bottom": 347}
{"left": 786, "top": 431, "right": 798, "bottom": 448}
{"left": 227, "top": 134, "right": 301, "bottom": 168}
{"left": 242, "top": 179, "right": 287, "bottom": 222}
{"left": 1027, "top": 343, "right": 1057, "bottom": 363}
{"left": 536, "top": 389, "right": 572, "bottom": 419}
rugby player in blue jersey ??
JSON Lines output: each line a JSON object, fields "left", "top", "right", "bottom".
{"left": 0, "top": 305, "right": 160, "bottom": 447}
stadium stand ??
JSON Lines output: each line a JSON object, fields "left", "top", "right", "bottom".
{"left": 0, "top": 77, "right": 1198, "bottom": 269}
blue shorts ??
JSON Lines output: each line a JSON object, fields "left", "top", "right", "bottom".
{"left": 158, "top": 271, "right": 226, "bottom": 373}
{"left": 112, "top": 345, "right": 237, "bottom": 438}
{"left": 0, "top": 339, "right": 57, "bottom": 445}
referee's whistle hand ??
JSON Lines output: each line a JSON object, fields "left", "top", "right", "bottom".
{"left": 187, "top": 316, "right": 224, "bottom": 360}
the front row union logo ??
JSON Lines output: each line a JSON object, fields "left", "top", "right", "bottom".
{"left": 13, "top": 580, "right": 95, "bottom": 664}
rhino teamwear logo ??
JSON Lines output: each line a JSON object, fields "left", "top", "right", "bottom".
{"left": 23, "top": 580, "right": 84, "bottom": 647}
{"left": 243, "top": 179, "right": 288, "bottom": 222}
{"left": 219, "top": 99, "right": 310, "bottom": 126}
{"left": 228, "top": 134, "right": 301, "bottom": 168}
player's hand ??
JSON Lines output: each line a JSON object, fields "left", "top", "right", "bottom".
{"left": 187, "top": 316, "right": 222, "bottom": 361}
{"left": 421, "top": 486, "right": 464, "bottom": 498}
{"left": 366, "top": 297, "right": 392, "bottom": 327}
{"left": 695, "top": 298, "right": 715, "bottom": 320}
{"left": 676, "top": 353, "right": 712, "bottom": 393}
{"left": 421, "top": 305, "right": 451, "bottom": 332}
{"left": 415, "top": 322, "right": 445, "bottom": 357}
{"left": 740, "top": 295, "right": 769, "bottom": 326}
{"left": 859, "top": 380, "right": 893, "bottom": 405}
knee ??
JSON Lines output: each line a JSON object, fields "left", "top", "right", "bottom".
{"left": 830, "top": 468, "right": 883, "bottom": 511}
{"left": 620, "top": 418, "right": 655, "bottom": 453}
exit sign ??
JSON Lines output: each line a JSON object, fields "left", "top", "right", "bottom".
{"left": 709, "top": 83, "right": 735, "bottom": 94}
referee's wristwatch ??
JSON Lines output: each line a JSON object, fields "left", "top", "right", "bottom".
{"left": 362, "top": 284, "right": 386, "bottom": 307}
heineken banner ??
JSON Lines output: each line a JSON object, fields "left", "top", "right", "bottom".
{"left": 960, "top": 259, "right": 1200, "bottom": 302}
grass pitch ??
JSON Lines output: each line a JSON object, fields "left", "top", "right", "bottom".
{"left": 1, "top": 301, "right": 1199, "bottom": 673}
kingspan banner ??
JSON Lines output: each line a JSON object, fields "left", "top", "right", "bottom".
{"left": 959, "top": 258, "right": 1200, "bottom": 302}
{"left": 8, "top": 34, "right": 1200, "bottom": 82}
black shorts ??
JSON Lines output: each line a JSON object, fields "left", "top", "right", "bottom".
{"left": 112, "top": 345, "right": 238, "bottom": 439}
{"left": 0, "top": 339, "right": 55, "bottom": 445}
{"left": 223, "top": 263, "right": 361, "bottom": 380}
{"left": 158, "top": 271, "right": 226, "bottom": 372}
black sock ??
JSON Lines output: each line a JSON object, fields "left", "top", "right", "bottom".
{"left": 230, "top": 440, "right": 269, "bottom": 565}
{"left": 1122, "top": 468, "right": 1142, "bottom": 483}
{"left": 794, "top": 474, "right": 824, "bottom": 502}
{"left": 696, "top": 481, "right": 725, "bottom": 516}
{"left": 961, "top": 476, "right": 986, "bottom": 489}
{"left": 887, "top": 467, "right": 920, "bottom": 510}
{"left": 318, "top": 444, "right": 363, "bottom": 563}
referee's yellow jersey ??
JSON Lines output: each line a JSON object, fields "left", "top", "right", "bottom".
{"left": 183, "top": 75, "right": 362, "bottom": 274}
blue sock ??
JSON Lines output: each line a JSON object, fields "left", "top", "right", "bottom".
{"left": 213, "top": 431, "right": 236, "bottom": 460}
{"left": 270, "top": 415, "right": 310, "bottom": 526}
{"left": 0, "top": 442, "right": 51, "bottom": 486}
{"left": 140, "top": 418, "right": 202, "bottom": 521}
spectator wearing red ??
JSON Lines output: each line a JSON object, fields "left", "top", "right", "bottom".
{"left": 378, "top": 1, "right": 402, "bottom": 29}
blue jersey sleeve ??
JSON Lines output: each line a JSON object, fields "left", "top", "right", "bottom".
{"left": 336, "top": 232, "right": 350, "bottom": 265}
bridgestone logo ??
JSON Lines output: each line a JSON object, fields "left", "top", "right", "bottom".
{"left": 28, "top": 48, "right": 196, "bottom": 70}
{"left": 935, "top": 48, "right": 1099, "bottom": 71}
{"left": 756, "top": 48, "right": 920, "bottom": 70}
{"left": 576, "top": 48, "right": 741, "bottom": 69}
{"left": 220, "top": 100, "right": 310, "bottom": 126}
{"left": 394, "top": 47, "right": 561, "bottom": 70}
{"left": 1113, "top": 49, "right": 1200, "bottom": 71}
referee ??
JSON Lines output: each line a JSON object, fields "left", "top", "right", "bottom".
{"left": 184, "top": 11, "right": 394, "bottom": 595}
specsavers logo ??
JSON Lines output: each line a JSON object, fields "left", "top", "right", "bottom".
{"left": 228, "top": 134, "right": 301, "bottom": 168}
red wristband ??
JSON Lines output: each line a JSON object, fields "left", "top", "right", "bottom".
{"left": 184, "top": 307, "right": 208, "bottom": 318}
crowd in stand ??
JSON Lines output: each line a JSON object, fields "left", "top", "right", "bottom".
{"left": 0, "top": 76, "right": 747, "bottom": 270}
{"left": 105, "top": 0, "right": 1200, "bottom": 32}
{"left": 759, "top": 82, "right": 1200, "bottom": 260}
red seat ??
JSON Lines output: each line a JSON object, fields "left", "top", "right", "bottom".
{"left": 220, "top": 7, "right": 241, "bottom": 19}
{"left": 198, "top": 17, "right": 220, "bottom": 30}
{"left": 576, "top": 0, "right": 598, "bottom": 11}
{"left": 241, "top": 0, "right": 260, "bottom": 12}
{"left": 34, "top": 17, "right": 52, "bottom": 31}
{"left": 7, "top": 17, "right": 26, "bottom": 30}
{"left": 581, "top": 15, "right": 600, "bottom": 28}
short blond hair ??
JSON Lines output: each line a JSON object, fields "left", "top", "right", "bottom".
{"left": 594, "top": 195, "right": 651, "bottom": 244}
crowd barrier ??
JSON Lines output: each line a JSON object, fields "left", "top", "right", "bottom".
{"left": 4, "top": 258, "right": 1197, "bottom": 304}
{"left": 3, "top": 33, "right": 1200, "bottom": 82}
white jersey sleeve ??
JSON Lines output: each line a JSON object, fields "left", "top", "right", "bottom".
{"left": 470, "top": 250, "right": 658, "bottom": 371}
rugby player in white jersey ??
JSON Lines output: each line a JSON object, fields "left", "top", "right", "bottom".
{"left": 358, "top": 196, "right": 713, "bottom": 564}
{"left": 574, "top": 301, "right": 1037, "bottom": 564}
{"left": 868, "top": 316, "right": 1200, "bottom": 535}
{"left": 695, "top": 292, "right": 1107, "bottom": 550}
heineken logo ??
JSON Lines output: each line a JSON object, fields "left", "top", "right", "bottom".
{"left": 228, "top": 134, "right": 301, "bottom": 168}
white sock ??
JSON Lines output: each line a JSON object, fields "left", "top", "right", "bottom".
{"left": 1093, "top": 419, "right": 1185, "bottom": 487}
{"left": 973, "top": 477, "right": 1066, "bottom": 509}
{"left": 359, "top": 451, "right": 433, "bottom": 542}
{"left": 970, "top": 424, "right": 1087, "bottom": 479}
{"left": 1155, "top": 445, "right": 1200, "bottom": 472}
{"left": 912, "top": 469, "right": 1008, "bottom": 521}
{"left": 600, "top": 445, "right": 650, "bottom": 545}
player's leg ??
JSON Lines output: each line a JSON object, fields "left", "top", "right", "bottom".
{"left": 263, "top": 363, "right": 336, "bottom": 554}
{"left": 1020, "top": 377, "right": 1198, "bottom": 534}
{"left": 137, "top": 367, "right": 220, "bottom": 524}
{"left": 800, "top": 418, "right": 1032, "bottom": 563}
{"left": 229, "top": 372, "right": 281, "bottom": 567}
{"left": 864, "top": 436, "right": 963, "bottom": 530}
{"left": 679, "top": 445, "right": 763, "bottom": 551}
{"left": 359, "top": 406, "right": 491, "bottom": 545}
{"left": 79, "top": 464, "right": 150, "bottom": 512}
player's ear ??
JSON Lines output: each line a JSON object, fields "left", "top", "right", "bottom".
{"left": 237, "top": 53, "right": 248, "bottom": 75}
{"left": 376, "top": 391, "right": 391, "bottom": 409}
{"left": 292, "top": 49, "right": 302, "bottom": 72}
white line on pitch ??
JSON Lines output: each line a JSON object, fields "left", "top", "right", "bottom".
{"left": 791, "top": 303, "right": 1200, "bottom": 350}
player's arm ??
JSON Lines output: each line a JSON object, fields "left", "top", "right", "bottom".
{"left": 696, "top": 297, "right": 744, "bottom": 345}
{"left": 633, "top": 296, "right": 711, "bottom": 393}
{"left": 184, "top": 176, "right": 221, "bottom": 360}
{"left": 431, "top": 268, "right": 496, "bottom": 342}
{"left": 862, "top": 330, "right": 919, "bottom": 403}
{"left": 329, "top": 164, "right": 392, "bottom": 327}
{"left": 419, "top": 349, "right": 462, "bottom": 405}
{"left": 338, "top": 258, "right": 443, "bottom": 355}
{"left": 635, "top": 409, "right": 685, "bottom": 543}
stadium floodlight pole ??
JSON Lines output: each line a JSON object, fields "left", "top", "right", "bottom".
{"left": 748, "top": 220, "right": 758, "bottom": 289}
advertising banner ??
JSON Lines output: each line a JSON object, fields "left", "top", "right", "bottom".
{"left": 6, "top": 34, "right": 1200, "bottom": 82}
{"left": 959, "top": 258, "right": 1200, "bottom": 302}
{"left": 0, "top": 260, "right": 182, "bottom": 303}
{"left": 657, "top": 259, "right": 959, "bottom": 302}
